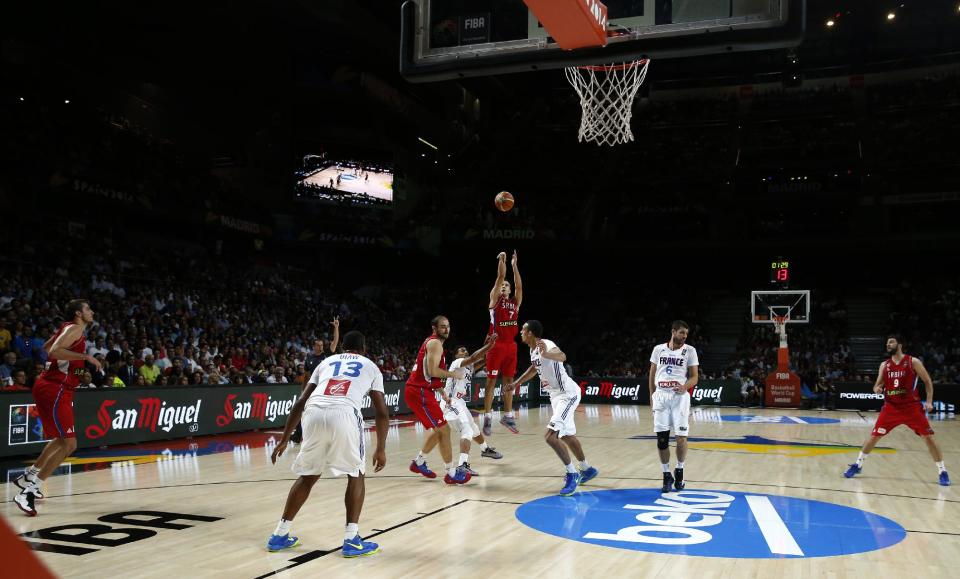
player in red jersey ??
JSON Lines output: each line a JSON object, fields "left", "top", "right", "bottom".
{"left": 480, "top": 250, "right": 523, "bottom": 435}
{"left": 844, "top": 335, "right": 950, "bottom": 486}
{"left": 405, "top": 315, "right": 472, "bottom": 484}
{"left": 14, "top": 299, "right": 102, "bottom": 515}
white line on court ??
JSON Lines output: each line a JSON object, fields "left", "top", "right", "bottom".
{"left": 745, "top": 495, "right": 804, "bottom": 556}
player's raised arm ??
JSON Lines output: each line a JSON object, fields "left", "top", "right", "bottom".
{"left": 329, "top": 316, "right": 340, "bottom": 353}
{"left": 464, "top": 333, "right": 497, "bottom": 367}
{"left": 489, "top": 252, "right": 507, "bottom": 309}
{"left": 912, "top": 357, "right": 935, "bottom": 411}
{"left": 512, "top": 250, "right": 523, "bottom": 308}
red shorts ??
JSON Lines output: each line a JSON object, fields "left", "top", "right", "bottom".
{"left": 33, "top": 378, "right": 76, "bottom": 439}
{"left": 404, "top": 386, "right": 447, "bottom": 430}
{"left": 485, "top": 341, "right": 517, "bottom": 379}
{"left": 872, "top": 402, "right": 933, "bottom": 437}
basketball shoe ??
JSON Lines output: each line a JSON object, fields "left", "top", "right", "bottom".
{"left": 940, "top": 471, "right": 951, "bottom": 486}
{"left": 13, "top": 473, "right": 44, "bottom": 499}
{"left": 560, "top": 472, "right": 581, "bottom": 496}
{"left": 444, "top": 466, "right": 472, "bottom": 485}
{"left": 843, "top": 464, "right": 861, "bottom": 478}
{"left": 579, "top": 466, "right": 599, "bottom": 485}
{"left": 342, "top": 535, "right": 380, "bottom": 557}
{"left": 266, "top": 533, "right": 300, "bottom": 552}
{"left": 409, "top": 460, "right": 437, "bottom": 479}
{"left": 661, "top": 472, "right": 675, "bottom": 494}
{"left": 462, "top": 462, "right": 479, "bottom": 476}
{"left": 673, "top": 468, "right": 685, "bottom": 491}
{"left": 14, "top": 491, "right": 37, "bottom": 516}
{"left": 481, "top": 446, "right": 503, "bottom": 459}
{"left": 499, "top": 415, "right": 520, "bottom": 434}
{"left": 482, "top": 415, "right": 493, "bottom": 436}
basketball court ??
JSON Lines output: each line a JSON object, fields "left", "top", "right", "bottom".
{"left": 3, "top": 404, "right": 957, "bottom": 577}
{"left": 301, "top": 168, "right": 394, "bottom": 201}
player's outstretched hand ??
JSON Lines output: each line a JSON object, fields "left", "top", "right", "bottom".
{"left": 271, "top": 439, "right": 288, "bottom": 465}
{"left": 511, "top": 250, "right": 518, "bottom": 267}
{"left": 373, "top": 448, "right": 387, "bottom": 472}
{"left": 484, "top": 333, "right": 497, "bottom": 346}
{"left": 86, "top": 354, "right": 103, "bottom": 371}
{"left": 497, "top": 252, "right": 506, "bottom": 261}
{"left": 331, "top": 316, "right": 339, "bottom": 329}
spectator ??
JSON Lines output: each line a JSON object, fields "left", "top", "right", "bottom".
{"left": 2, "top": 369, "right": 30, "bottom": 392}
{"left": 134, "top": 374, "right": 147, "bottom": 387}
{"left": 0, "top": 320, "right": 12, "bottom": 351}
{"left": 118, "top": 354, "right": 138, "bottom": 386}
{"left": 740, "top": 375, "right": 759, "bottom": 407}
{"left": 1, "top": 351, "right": 17, "bottom": 385}
{"left": 176, "top": 375, "right": 190, "bottom": 385}
{"left": 266, "top": 365, "right": 288, "bottom": 384}
{"left": 12, "top": 327, "right": 35, "bottom": 360}
{"left": 190, "top": 371, "right": 204, "bottom": 385}
{"left": 104, "top": 369, "right": 125, "bottom": 388}
{"left": 139, "top": 354, "right": 161, "bottom": 385}
{"left": 77, "top": 370, "right": 96, "bottom": 389}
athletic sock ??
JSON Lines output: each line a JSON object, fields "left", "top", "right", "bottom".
{"left": 458, "top": 453, "right": 469, "bottom": 466}
{"left": 578, "top": 460, "right": 590, "bottom": 470}
{"left": 856, "top": 452, "right": 867, "bottom": 467}
{"left": 661, "top": 463, "right": 670, "bottom": 473}
{"left": 564, "top": 462, "right": 577, "bottom": 474}
{"left": 415, "top": 452, "right": 426, "bottom": 466}
{"left": 447, "top": 464, "right": 456, "bottom": 477}
{"left": 676, "top": 461, "right": 685, "bottom": 470}
{"left": 26, "top": 465, "right": 40, "bottom": 477}
{"left": 505, "top": 412, "right": 514, "bottom": 418}
{"left": 479, "top": 442, "right": 489, "bottom": 451}
{"left": 274, "top": 519, "right": 292, "bottom": 536}
{"left": 345, "top": 523, "right": 359, "bottom": 541}
{"left": 937, "top": 461, "right": 946, "bottom": 474}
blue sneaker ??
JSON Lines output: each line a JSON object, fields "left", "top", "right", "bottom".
{"left": 342, "top": 535, "right": 380, "bottom": 557}
{"left": 579, "top": 466, "right": 599, "bottom": 485}
{"left": 443, "top": 465, "right": 472, "bottom": 485}
{"left": 940, "top": 471, "right": 951, "bottom": 486}
{"left": 843, "top": 464, "right": 861, "bottom": 478}
{"left": 560, "top": 472, "right": 580, "bottom": 496}
{"left": 409, "top": 460, "right": 437, "bottom": 479}
{"left": 266, "top": 533, "right": 300, "bottom": 552}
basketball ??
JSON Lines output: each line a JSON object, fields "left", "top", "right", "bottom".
{"left": 495, "top": 191, "right": 514, "bottom": 212}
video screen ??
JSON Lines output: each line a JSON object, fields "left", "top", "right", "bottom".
{"left": 295, "top": 153, "right": 394, "bottom": 208}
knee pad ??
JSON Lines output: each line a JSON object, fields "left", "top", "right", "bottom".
{"left": 656, "top": 430, "right": 670, "bottom": 450}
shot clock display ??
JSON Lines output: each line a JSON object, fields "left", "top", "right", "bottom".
{"left": 770, "top": 260, "right": 790, "bottom": 285}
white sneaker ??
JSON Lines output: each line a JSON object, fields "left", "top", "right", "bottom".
{"left": 14, "top": 474, "right": 43, "bottom": 499}
{"left": 14, "top": 491, "right": 37, "bottom": 516}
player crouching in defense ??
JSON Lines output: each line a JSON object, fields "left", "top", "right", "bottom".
{"left": 509, "top": 320, "right": 598, "bottom": 496}
{"left": 266, "top": 331, "right": 390, "bottom": 557}
{"left": 443, "top": 335, "right": 505, "bottom": 475}
{"left": 844, "top": 335, "right": 950, "bottom": 486}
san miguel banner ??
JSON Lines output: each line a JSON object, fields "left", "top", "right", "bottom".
{"left": 76, "top": 384, "right": 301, "bottom": 447}
{"left": 576, "top": 378, "right": 650, "bottom": 405}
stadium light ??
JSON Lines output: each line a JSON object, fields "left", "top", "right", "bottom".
{"left": 19, "top": 97, "right": 24, "bottom": 101}
{"left": 886, "top": 12, "right": 896, "bottom": 21}
{"left": 825, "top": 19, "right": 835, "bottom": 27}
{"left": 64, "top": 99, "right": 70, "bottom": 104}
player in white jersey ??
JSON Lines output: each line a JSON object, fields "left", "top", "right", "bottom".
{"left": 443, "top": 335, "right": 504, "bottom": 474}
{"left": 648, "top": 320, "right": 699, "bottom": 494}
{"left": 267, "top": 331, "right": 389, "bottom": 558}
{"left": 508, "top": 320, "right": 598, "bottom": 496}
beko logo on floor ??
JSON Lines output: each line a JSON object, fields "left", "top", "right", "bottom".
{"left": 840, "top": 392, "right": 885, "bottom": 400}
{"left": 515, "top": 489, "right": 907, "bottom": 558}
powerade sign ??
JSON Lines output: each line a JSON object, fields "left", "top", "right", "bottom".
{"left": 515, "top": 489, "right": 906, "bottom": 558}
{"left": 834, "top": 381, "right": 959, "bottom": 413}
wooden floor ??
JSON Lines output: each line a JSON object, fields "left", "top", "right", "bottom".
{"left": 3, "top": 405, "right": 958, "bottom": 578}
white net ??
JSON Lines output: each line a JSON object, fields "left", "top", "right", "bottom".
{"left": 564, "top": 59, "right": 650, "bottom": 146}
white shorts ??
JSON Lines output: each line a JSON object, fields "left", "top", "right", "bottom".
{"left": 292, "top": 404, "right": 366, "bottom": 477}
{"left": 548, "top": 392, "right": 580, "bottom": 437}
{"left": 652, "top": 388, "right": 690, "bottom": 436}
{"left": 442, "top": 399, "right": 479, "bottom": 440}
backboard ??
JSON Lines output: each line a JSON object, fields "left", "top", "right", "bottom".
{"left": 751, "top": 289, "right": 810, "bottom": 324}
{"left": 401, "top": 0, "right": 805, "bottom": 82}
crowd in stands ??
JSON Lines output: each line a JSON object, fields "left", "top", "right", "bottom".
{"left": 890, "top": 279, "right": 960, "bottom": 385}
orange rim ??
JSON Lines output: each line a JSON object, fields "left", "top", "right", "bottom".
{"left": 576, "top": 59, "right": 649, "bottom": 72}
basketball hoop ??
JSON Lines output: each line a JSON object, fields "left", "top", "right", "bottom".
{"left": 772, "top": 314, "right": 790, "bottom": 338}
{"left": 564, "top": 59, "right": 650, "bottom": 146}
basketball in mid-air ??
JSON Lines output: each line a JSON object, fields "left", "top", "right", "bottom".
{"left": 495, "top": 191, "right": 514, "bottom": 212}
